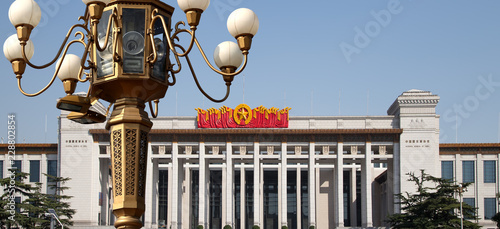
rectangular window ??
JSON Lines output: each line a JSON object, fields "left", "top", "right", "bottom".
{"left": 441, "top": 161, "right": 454, "bottom": 181}
{"left": 13, "top": 160, "right": 21, "bottom": 172}
{"left": 484, "top": 198, "right": 496, "bottom": 219}
{"left": 191, "top": 170, "right": 199, "bottom": 228}
{"left": 14, "top": 197, "right": 21, "bottom": 213}
{"left": 263, "top": 171, "right": 278, "bottom": 229}
{"left": 47, "top": 160, "right": 57, "bottom": 182}
{"left": 484, "top": 161, "right": 496, "bottom": 183}
{"left": 287, "top": 170, "right": 297, "bottom": 229}
{"left": 29, "top": 160, "right": 40, "bottom": 182}
{"left": 0, "top": 160, "right": 3, "bottom": 179}
{"left": 235, "top": 171, "right": 241, "bottom": 229}
{"left": 463, "top": 198, "right": 475, "bottom": 220}
{"left": 158, "top": 170, "right": 168, "bottom": 227}
{"left": 301, "top": 170, "right": 309, "bottom": 229}
{"left": 209, "top": 170, "right": 223, "bottom": 229}
{"left": 13, "top": 160, "right": 22, "bottom": 181}
{"left": 462, "top": 161, "right": 475, "bottom": 183}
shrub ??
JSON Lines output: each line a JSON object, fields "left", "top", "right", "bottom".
{"left": 197, "top": 225, "right": 203, "bottom": 229}
{"left": 309, "top": 226, "right": 315, "bottom": 229}
{"left": 224, "top": 225, "right": 232, "bottom": 229}
{"left": 252, "top": 225, "right": 260, "bottom": 229}
{"left": 282, "top": 226, "right": 288, "bottom": 229}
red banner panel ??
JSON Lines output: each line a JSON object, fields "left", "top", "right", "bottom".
{"left": 196, "top": 104, "right": 291, "bottom": 128}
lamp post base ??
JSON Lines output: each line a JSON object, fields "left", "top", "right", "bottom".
{"left": 114, "top": 215, "right": 143, "bottom": 229}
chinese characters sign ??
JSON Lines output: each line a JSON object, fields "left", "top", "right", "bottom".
{"left": 196, "top": 104, "right": 291, "bottom": 128}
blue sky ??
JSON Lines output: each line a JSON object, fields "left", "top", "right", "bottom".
{"left": 1, "top": 0, "right": 500, "bottom": 144}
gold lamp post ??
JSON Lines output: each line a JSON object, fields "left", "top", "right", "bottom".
{"left": 4, "top": 0, "right": 259, "bottom": 228}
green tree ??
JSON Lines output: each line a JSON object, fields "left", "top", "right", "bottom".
{"left": 491, "top": 193, "right": 500, "bottom": 228}
{"left": 41, "top": 174, "right": 75, "bottom": 228}
{"left": 492, "top": 212, "right": 500, "bottom": 228}
{"left": 0, "top": 169, "right": 40, "bottom": 228}
{"left": 0, "top": 169, "right": 75, "bottom": 228}
{"left": 387, "top": 170, "right": 480, "bottom": 229}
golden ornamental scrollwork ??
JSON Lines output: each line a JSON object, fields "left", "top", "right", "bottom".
{"left": 112, "top": 130, "right": 123, "bottom": 196}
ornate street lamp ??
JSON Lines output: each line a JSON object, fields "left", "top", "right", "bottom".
{"left": 3, "top": 0, "right": 259, "bottom": 228}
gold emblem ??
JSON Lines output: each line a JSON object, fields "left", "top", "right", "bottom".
{"left": 234, "top": 104, "right": 252, "bottom": 125}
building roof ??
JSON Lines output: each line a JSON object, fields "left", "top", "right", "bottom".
{"left": 0, "top": 143, "right": 58, "bottom": 155}
{"left": 439, "top": 143, "right": 500, "bottom": 155}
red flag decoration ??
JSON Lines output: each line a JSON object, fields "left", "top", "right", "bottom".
{"left": 196, "top": 104, "right": 291, "bottom": 128}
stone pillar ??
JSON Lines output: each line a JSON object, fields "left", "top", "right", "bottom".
{"left": 297, "top": 167, "right": 302, "bottom": 227}
{"left": 335, "top": 142, "right": 344, "bottom": 227}
{"left": 308, "top": 142, "right": 316, "bottom": 227}
{"left": 167, "top": 143, "right": 177, "bottom": 227}
{"left": 393, "top": 142, "right": 401, "bottom": 214}
{"left": 240, "top": 163, "right": 246, "bottom": 229}
{"left": 100, "top": 158, "right": 110, "bottom": 225}
{"left": 253, "top": 142, "right": 261, "bottom": 227}
{"left": 182, "top": 164, "right": 191, "bottom": 227}
{"left": 226, "top": 142, "right": 234, "bottom": 227}
{"left": 144, "top": 155, "right": 158, "bottom": 227}
{"left": 170, "top": 144, "right": 180, "bottom": 228}
{"left": 199, "top": 142, "right": 207, "bottom": 228}
{"left": 281, "top": 142, "right": 288, "bottom": 227}
{"left": 361, "top": 141, "right": 373, "bottom": 227}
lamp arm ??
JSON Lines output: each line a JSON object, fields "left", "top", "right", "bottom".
{"left": 147, "top": 16, "right": 182, "bottom": 73}
{"left": 17, "top": 38, "right": 85, "bottom": 97}
{"left": 169, "top": 47, "right": 183, "bottom": 74}
{"left": 170, "top": 21, "right": 196, "bottom": 57}
{"left": 93, "top": 7, "right": 120, "bottom": 52}
{"left": 78, "top": 6, "right": 90, "bottom": 28}
{"left": 167, "top": 60, "right": 178, "bottom": 86}
{"left": 192, "top": 37, "right": 249, "bottom": 77}
{"left": 149, "top": 9, "right": 196, "bottom": 59}
{"left": 21, "top": 23, "right": 90, "bottom": 69}
{"left": 76, "top": 32, "right": 94, "bottom": 82}
{"left": 179, "top": 46, "right": 231, "bottom": 103}
{"left": 148, "top": 100, "right": 159, "bottom": 118}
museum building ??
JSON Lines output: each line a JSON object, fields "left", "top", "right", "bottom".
{"left": 1, "top": 89, "right": 500, "bottom": 229}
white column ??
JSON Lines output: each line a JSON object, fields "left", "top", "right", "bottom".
{"left": 362, "top": 142, "right": 373, "bottom": 227}
{"left": 254, "top": 142, "right": 261, "bottom": 227}
{"left": 170, "top": 142, "right": 179, "bottom": 229}
{"left": 278, "top": 161, "right": 282, "bottom": 227}
{"left": 226, "top": 142, "right": 234, "bottom": 227}
{"left": 99, "top": 158, "right": 109, "bottom": 226}
{"left": 182, "top": 164, "right": 191, "bottom": 227}
{"left": 393, "top": 142, "right": 401, "bottom": 214}
{"left": 308, "top": 142, "right": 316, "bottom": 227}
{"left": 145, "top": 145, "right": 155, "bottom": 227}
{"left": 41, "top": 154, "right": 47, "bottom": 202}
{"left": 222, "top": 158, "right": 227, "bottom": 226}
{"left": 151, "top": 158, "right": 159, "bottom": 227}
{"left": 281, "top": 142, "right": 288, "bottom": 227}
{"left": 240, "top": 163, "right": 246, "bottom": 229}
{"left": 297, "top": 167, "right": 302, "bottom": 228}
{"left": 199, "top": 142, "right": 207, "bottom": 228}
{"left": 476, "top": 154, "right": 483, "bottom": 220}
{"left": 335, "top": 141, "right": 344, "bottom": 227}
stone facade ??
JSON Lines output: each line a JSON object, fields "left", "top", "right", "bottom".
{"left": 3, "top": 89, "right": 498, "bottom": 228}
